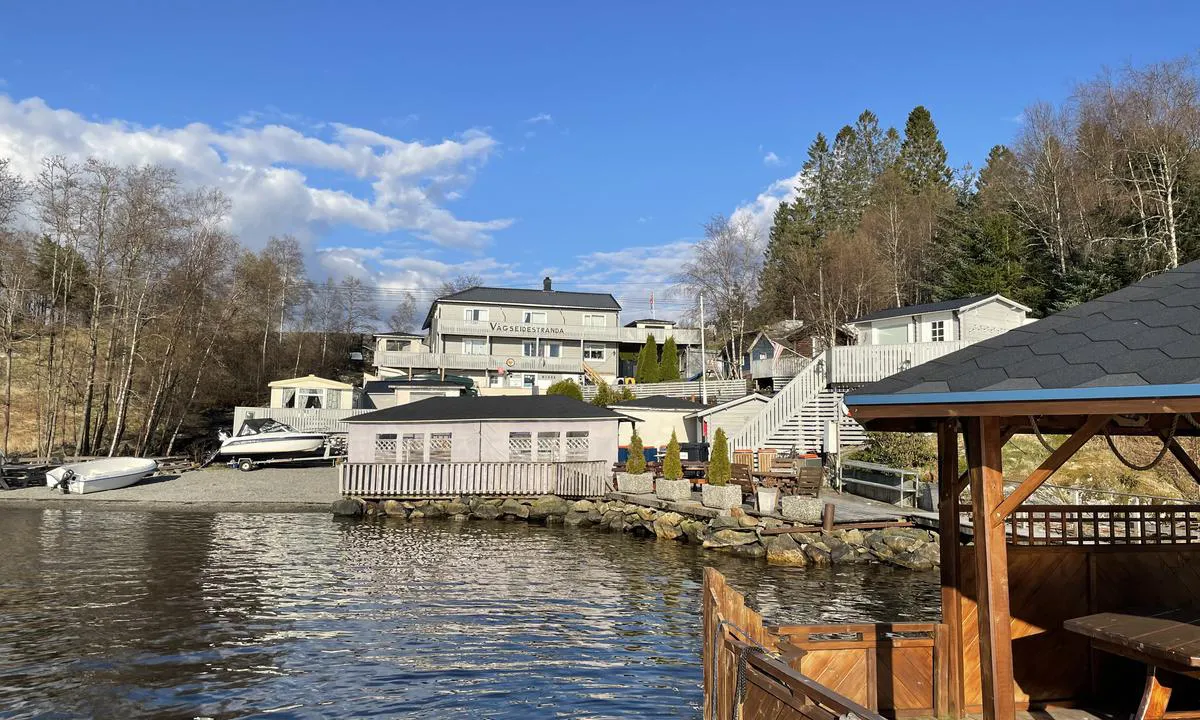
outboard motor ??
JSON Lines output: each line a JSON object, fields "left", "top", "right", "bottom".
{"left": 53, "top": 469, "right": 74, "bottom": 495}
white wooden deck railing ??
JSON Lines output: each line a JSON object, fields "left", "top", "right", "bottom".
{"left": 375, "top": 350, "right": 583, "bottom": 374}
{"left": 339, "top": 460, "right": 612, "bottom": 498}
{"left": 233, "top": 407, "right": 370, "bottom": 433}
{"left": 749, "top": 355, "right": 810, "bottom": 379}
{"left": 580, "top": 378, "right": 748, "bottom": 403}
{"left": 730, "top": 355, "right": 827, "bottom": 453}
{"left": 826, "top": 340, "right": 975, "bottom": 385}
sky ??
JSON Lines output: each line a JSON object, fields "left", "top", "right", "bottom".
{"left": 1, "top": 1, "right": 1199, "bottom": 320}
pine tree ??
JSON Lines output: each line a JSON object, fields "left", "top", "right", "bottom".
{"left": 626, "top": 430, "right": 646, "bottom": 474}
{"left": 708, "top": 429, "right": 731, "bottom": 486}
{"left": 663, "top": 430, "right": 682, "bottom": 480}
{"left": 898, "top": 106, "right": 952, "bottom": 192}
{"left": 634, "top": 335, "right": 659, "bottom": 384}
{"left": 658, "top": 336, "right": 680, "bottom": 381}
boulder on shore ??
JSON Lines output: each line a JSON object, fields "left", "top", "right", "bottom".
{"left": 331, "top": 498, "right": 365, "bottom": 517}
{"left": 765, "top": 533, "right": 807, "bottom": 566}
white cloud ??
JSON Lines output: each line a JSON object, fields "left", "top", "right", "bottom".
{"left": 730, "top": 169, "right": 804, "bottom": 241}
{"left": 567, "top": 241, "right": 699, "bottom": 321}
{"left": 762, "top": 151, "right": 782, "bottom": 166}
{"left": 0, "top": 94, "right": 512, "bottom": 251}
{"left": 524, "top": 113, "right": 554, "bottom": 124}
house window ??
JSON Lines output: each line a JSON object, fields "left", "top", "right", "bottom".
{"left": 583, "top": 343, "right": 605, "bottom": 361}
{"left": 583, "top": 314, "right": 606, "bottom": 327}
{"left": 400, "top": 433, "right": 424, "bottom": 462}
{"left": 374, "top": 433, "right": 397, "bottom": 463}
{"left": 522, "top": 374, "right": 536, "bottom": 388}
{"left": 297, "top": 388, "right": 325, "bottom": 409}
{"left": 463, "top": 308, "right": 489, "bottom": 322}
{"left": 565, "top": 431, "right": 589, "bottom": 461}
{"left": 523, "top": 340, "right": 537, "bottom": 357}
{"left": 931, "top": 320, "right": 946, "bottom": 343}
{"left": 522, "top": 310, "right": 547, "bottom": 324}
{"left": 463, "top": 337, "right": 488, "bottom": 355}
{"left": 543, "top": 342, "right": 561, "bottom": 358}
{"left": 384, "top": 338, "right": 405, "bottom": 352}
{"left": 509, "top": 431, "right": 532, "bottom": 461}
{"left": 537, "top": 431, "right": 560, "bottom": 462}
{"left": 429, "top": 433, "right": 452, "bottom": 462}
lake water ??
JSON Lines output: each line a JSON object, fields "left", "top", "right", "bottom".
{"left": 0, "top": 509, "right": 939, "bottom": 719}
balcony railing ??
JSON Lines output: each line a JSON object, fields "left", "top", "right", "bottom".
{"left": 432, "top": 318, "right": 701, "bottom": 345}
{"left": 748, "top": 355, "right": 811, "bottom": 379}
{"left": 376, "top": 350, "right": 583, "bottom": 374}
{"left": 826, "top": 340, "right": 975, "bottom": 385}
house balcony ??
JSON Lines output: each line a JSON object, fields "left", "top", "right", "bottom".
{"left": 376, "top": 350, "right": 584, "bottom": 375}
{"left": 826, "top": 339, "right": 976, "bottom": 385}
{"left": 433, "top": 318, "right": 702, "bottom": 346}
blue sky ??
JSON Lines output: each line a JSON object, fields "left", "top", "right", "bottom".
{"left": 1, "top": 1, "right": 1198, "bottom": 318}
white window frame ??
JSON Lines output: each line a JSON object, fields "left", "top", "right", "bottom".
{"left": 537, "top": 431, "right": 560, "bottom": 462}
{"left": 543, "top": 342, "right": 562, "bottom": 358}
{"left": 522, "top": 340, "right": 537, "bottom": 357}
{"left": 583, "top": 343, "right": 605, "bottom": 361}
{"left": 463, "top": 307, "right": 489, "bottom": 322}
{"left": 522, "top": 310, "right": 547, "bottom": 324}
{"left": 565, "top": 430, "right": 590, "bottom": 461}
{"left": 930, "top": 320, "right": 946, "bottom": 343}
{"left": 509, "top": 431, "right": 533, "bottom": 461}
{"left": 582, "top": 314, "right": 606, "bottom": 327}
{"left": 429, "top": 433, "right": 452, "bottom": 462}
{"left": 297, "top": 387, "right": 325, "bottom": 409}
{"left": 384, "top": 338, "right": 404, "bottom": 352}
{"left": 463, "top": 337, "right": 488, "bottom": 356}
{"left": 374, "top": 433, "right": 397, "bottom": 463}
{"left": 522, "top": 374, "right": 536, "bottom": 388}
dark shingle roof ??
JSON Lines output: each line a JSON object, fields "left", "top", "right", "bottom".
{"left": 624, "top": 318, "right": 675, "bottom": 327}
{"left": 849, "top": 295, "right": 995, "bottom": 324}
{"left": 847, "top": 261, "right": 1200, "bottom": 406}
{"left": 362, "top": 379, "right": 463, "bottom": 394}
{"left": 346, "top": 395, "right": 626, "bottom": 423}
{"left": 422, "top": 286, "right": 620, "bottom": 328}
{"left": 609, "top": 395, "right": 707, "bottom": 411}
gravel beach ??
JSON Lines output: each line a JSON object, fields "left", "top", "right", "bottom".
{"left": 0, "top": 465, "right": 340, "bottom": 512}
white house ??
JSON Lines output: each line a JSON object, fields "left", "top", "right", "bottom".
{"left": 608, "top": 395, "right": 705, "bottom": 447}
{"left": 845, "top": 294, "right": 1033, "bottom": 346}
{"left": 268, "top": 375, "right": 358, "bottom": 410}
{"left": 343, "top": 395, "right": 629, "bottom": 464}
{"left": 688, "top": 394, "right": 770, "bottom": 444}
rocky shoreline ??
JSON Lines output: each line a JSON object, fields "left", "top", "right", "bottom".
{"left": 333, "top": 495, "right": 941, "bottom": 571}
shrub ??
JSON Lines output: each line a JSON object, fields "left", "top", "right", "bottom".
{"left": 850, "top": 431, "right": 936, "bottom": 474}
{"left": 663, "top": 430, "right": 683, "bottom": 480}
{"left": 626, "top": 431, "right": 647, "bottom": 474}
{"left": 590, "top": 382, "right": 615, "bottom": 407}
{"left": 658, "top": 336, "right": 681, "bottom": 381}
{"left": 546, "top": 378, "right": 583, "bottom": 401}
{"left": 618, "top": 385, "right": 636, "bottom": 402}
{"left": 708, "top": 429, "right": 730, "bottom": 486}
{"left": 634, "top": 334, "right": 660, "bottom": 384}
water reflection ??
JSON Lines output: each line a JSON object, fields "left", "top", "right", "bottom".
{"left": 0, "top": 510, "right": 938, "bottom": 719}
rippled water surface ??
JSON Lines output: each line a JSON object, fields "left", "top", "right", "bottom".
{"left": 0, "top": 509, "right": 939, "bottom": 718}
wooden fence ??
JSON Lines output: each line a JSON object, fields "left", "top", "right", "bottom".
{"left": 339, "top": 460, "right": 612, "bottom": 498}
{"left": 233, "top": 406, "right": 369, "bottom": 433}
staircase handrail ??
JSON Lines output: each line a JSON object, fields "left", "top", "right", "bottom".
{"left": 730, "top": 351, "right": 828, "bottom": 453}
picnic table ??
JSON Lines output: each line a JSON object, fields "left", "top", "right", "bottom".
{"left": 1065, "top": 610, "right": 1200, "bottom": 720}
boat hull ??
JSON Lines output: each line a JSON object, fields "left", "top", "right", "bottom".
{"left": 46, "top": 458, "right": 159, "bottom": 494}
{"left": 216, "top": 434, "right": 327, "bottom": 458}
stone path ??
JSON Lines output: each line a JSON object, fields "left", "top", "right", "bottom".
{"left": 0, "top": 466, "right": 340, "bottom": 512}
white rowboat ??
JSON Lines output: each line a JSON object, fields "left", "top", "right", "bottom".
{"left": 46, "top": 457, "right": 159, "bottom": 494}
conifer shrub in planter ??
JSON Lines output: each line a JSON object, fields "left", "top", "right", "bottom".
{"left": 702, "top": 429, "right": 742, "bottom": 510}
{"left": 655, "top": 430, "right": 691, "bottom": 501}
{"left": 616, "top": 431, "right": 653, "bottom": 495}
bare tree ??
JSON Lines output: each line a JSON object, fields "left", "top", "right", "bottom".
{"left": 388, "top": 291, "right": 418, "bottom": 333}
{"left": 675, "top": 215, "right": 762, "bottom": 378}
{"left": 438, "top": 273, "right": 483, "bottom": 296}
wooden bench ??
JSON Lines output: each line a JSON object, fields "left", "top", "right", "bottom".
{"left": 1065, "top": 610, "right": 1200, "bottom": 720}
{"left": 730, "top": 463, "right": 757, "bottom": 494}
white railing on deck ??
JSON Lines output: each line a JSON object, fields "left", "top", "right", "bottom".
{"left": 581, "top": 378, "right": 748, "bottom": 403}
{"left": 731, "top": 355, "right": 827, "bottom": 453}
{"left": 233, "top": 407, "right": 370, "bottom": 434}
{"left": 339, "top": 460, "right": 612, "bottom": 498}
{"left": 749, "top": 355, "right": 810, "bottom": 379}
{"left": 826, "top": 340, "right": 975, "bottom": 385}
{"left": 376, "top": 350, "right": 583, "bottom": 374}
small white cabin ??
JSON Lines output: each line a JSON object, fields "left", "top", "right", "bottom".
{"left": 608, "top": 395, "right": 704, "bottom": 448}
{"left": 689, "top": 394, "right": 770, "bottom": 445}
{"left": 845, "top": 294, "right": 1032, "bottom": 346}
{"left": 268, "top": 375, "right": 357, "bottom": 410}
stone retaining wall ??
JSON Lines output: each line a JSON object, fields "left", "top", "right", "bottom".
{"left": 331, "top": 495, "right": 941, "bottom": 571}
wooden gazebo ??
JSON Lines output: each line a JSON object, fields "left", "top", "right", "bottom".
{"left": 702, "top": 262, "right": 1200, "bottom": 720}
{"left": 844, "top": 261, "right": 1200, "bottom": 720}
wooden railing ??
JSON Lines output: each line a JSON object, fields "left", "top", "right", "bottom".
{"left": 339, "top": 460, "right": 612, "bottom": 498}
{"left": 826, "top": 340, "right": 975, "bottom": 385}
{"left": 1005, "top": 504, "right": 1200, "bottom": 545}
{"left": 233, "top": 406, "right": 370, "bottom": 434}
{"left": 703, "top": 568, "right": 896, "bottom": 720}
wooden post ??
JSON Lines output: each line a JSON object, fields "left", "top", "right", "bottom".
{"left": 822, "top": 502, "right": 836, "bottom": 531}
{"left": 965, "top": 416, "right": 1015, "bottom": 720}
{"left": 937, "top": 420, "right": 963, "bottom": 719}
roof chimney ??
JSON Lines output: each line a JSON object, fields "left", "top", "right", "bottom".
{"left": 543, "top": 276, "right": 552, "bottom": 292}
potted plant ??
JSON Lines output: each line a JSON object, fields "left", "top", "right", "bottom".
{"left": 655, "top": 430, "right": 691, "bottom": 501}
{"left": 616, "top": 430, "right": 654, "bottom": 495}
{"left": 702, "top": 429, "right": 742, "bottom": 510}
{"left": 755, "top": 482, "right": 780, "bottom": 515}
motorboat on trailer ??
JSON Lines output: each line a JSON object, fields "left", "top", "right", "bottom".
{"left": 46, "top": 457, "right": 159, "bottom": 494}
{"left": 216, "top": 418, "right": 328, "bottom": 460}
